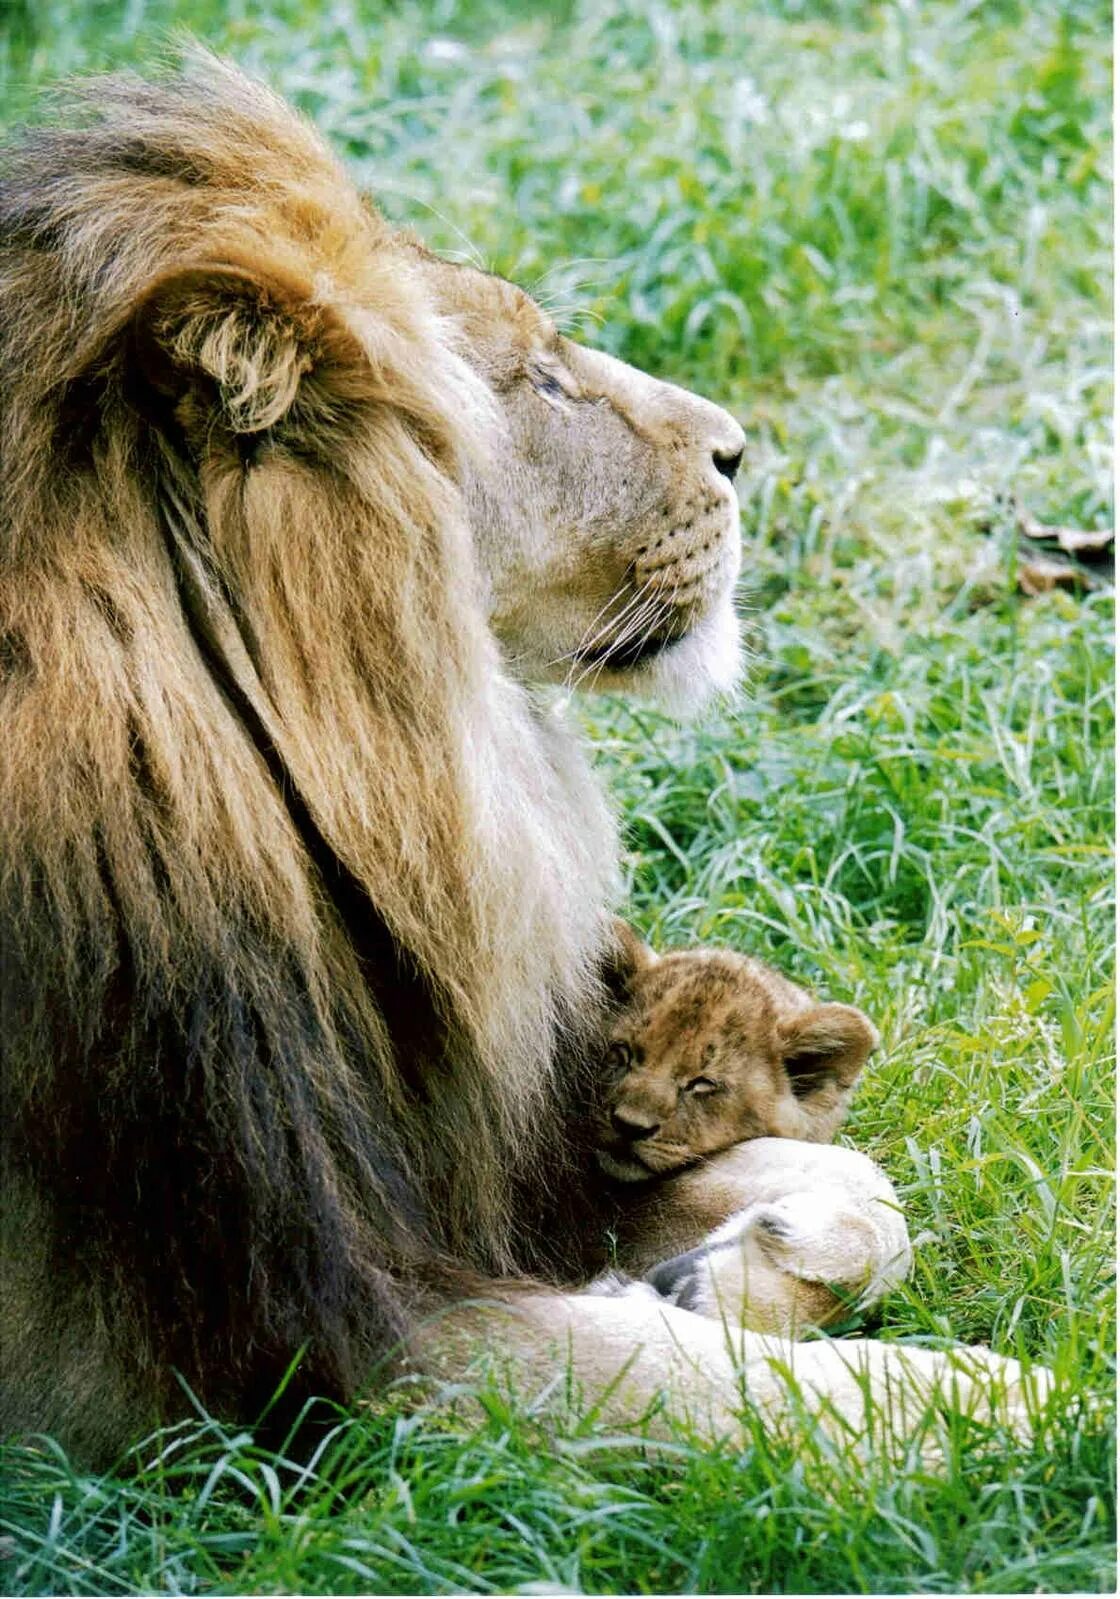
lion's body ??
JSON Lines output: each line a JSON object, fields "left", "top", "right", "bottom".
{"left": 0, "top": 61, "right": 623, "bottom": 1458}
{"left": 1, "top": 58, "right": 1044, "bottom": 1465}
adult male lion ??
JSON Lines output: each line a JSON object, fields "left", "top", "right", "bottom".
{"left": 0, "top": 57, "right": 1041, "bottom": 1466}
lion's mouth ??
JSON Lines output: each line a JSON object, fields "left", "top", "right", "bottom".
{"left": 573, "top": 628, "right": 686, "bottom": 672}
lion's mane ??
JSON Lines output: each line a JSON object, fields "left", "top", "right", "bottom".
{"left": 0, "top": 58, "right": 617, "bottom": 1460}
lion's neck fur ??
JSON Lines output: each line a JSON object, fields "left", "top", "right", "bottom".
{"left": 0, "top": 55, "right": 617, "bottom": 1431}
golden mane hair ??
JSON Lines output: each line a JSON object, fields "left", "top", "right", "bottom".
{"left": 0, "top": 56, "right": 618, "bottom": 1459}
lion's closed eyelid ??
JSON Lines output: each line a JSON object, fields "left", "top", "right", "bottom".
{"left": 526, "top": 356, "right": 580, "bottom": 401}
{"left": 532, "top": 370, "right": 566, "bottom": 399}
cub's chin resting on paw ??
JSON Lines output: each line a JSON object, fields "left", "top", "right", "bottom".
{"left": 588, "top": 923, "right": 908, "bottom": 1334}
{"left": 594, "top": 919, "right": 878, "bottom": 1185}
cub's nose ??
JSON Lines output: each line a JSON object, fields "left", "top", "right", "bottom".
{"left": 611, "top": 1109, "right": 659, "bottom": 1142}
{"left": 713, "top": 445, "right": 744, "bottom": 482}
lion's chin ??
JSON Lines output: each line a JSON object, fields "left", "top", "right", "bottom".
{"left": 595, "top": 597, "right": 742, "bottom": 713}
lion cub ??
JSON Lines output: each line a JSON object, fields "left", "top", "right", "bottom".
{"left": 595, "top": 920, "right": 879, "bottom": 1184}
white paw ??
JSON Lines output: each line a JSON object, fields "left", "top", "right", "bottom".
{"left": 739, "top": 1185, "right": 912, "bottom": 1302}
{"left": 645, "top": 1180, "right": 911, "bottom": 1329}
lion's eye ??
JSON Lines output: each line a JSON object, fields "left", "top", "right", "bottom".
{"left": 527, "top": 361, "right": 578, "bottom": 403}
{"left": 533, "top": 371, "right": 566, "bottom": 398}
{"left": 684, "top": 1076, "right": 722, "bottom": 1097}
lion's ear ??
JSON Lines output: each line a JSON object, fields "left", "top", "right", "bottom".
{"left": 130, "top": 261, "right": 342, "bottom": 435}
{"left": 779, "top": 1003, "right": 878, "bottom": 1100}
{"left": 602, "top": 916, "right": 658, "bottom": 1001}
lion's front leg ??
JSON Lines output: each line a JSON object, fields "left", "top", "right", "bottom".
{"left": 610, "top": 1138, "right": 912, "bottom": 1336}
{"left": 417, "top": 1285, "right": 1050, "bottom": 1452}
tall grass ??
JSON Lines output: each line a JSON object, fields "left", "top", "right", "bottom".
{"left": 0, "top": 0, "right": 1112, "bottom": 1592}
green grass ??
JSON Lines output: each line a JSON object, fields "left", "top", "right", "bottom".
{"left": 1, "top": 0, "right": 1113, "bottom": 1592}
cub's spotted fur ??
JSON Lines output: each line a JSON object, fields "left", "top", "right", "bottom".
{"left": 596, "top": 921, "right": 878, "bottom": 1183}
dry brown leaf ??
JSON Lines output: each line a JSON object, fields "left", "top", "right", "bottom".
{"left": 1014, "top": 500, "right": 1114, "bottom": 558}
{"left": 1017, "top": 555, "right": 1095, "bottom": 596}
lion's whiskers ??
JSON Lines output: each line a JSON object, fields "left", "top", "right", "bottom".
{"left": 565, "top": 589, "right": 672, "bottom": 695}
{"left": 563, "top": 591, "right": 662, "bottom": 692}
{"left": 548, "top": 578, "right": 653, "bottom": 677}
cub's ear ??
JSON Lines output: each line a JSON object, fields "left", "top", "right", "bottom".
{"left": 779, "top": 1003, "right": 879, "bottom": 1100}
{"left": 129, "top": 260, "right": 348, "bottom": 435}
{"left": 602, "top": 916, "right": 658, "bottom": 1001}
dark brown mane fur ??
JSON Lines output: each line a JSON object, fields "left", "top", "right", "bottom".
{"left": 0, "top": 55, "right": 616, "bottom": 1462}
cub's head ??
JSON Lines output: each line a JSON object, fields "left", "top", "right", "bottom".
{"left": 414, "top": 253, "right": 746, "bottom": 709}
{"left": 595, "top": 922, "right": 879, "bottom": 1182}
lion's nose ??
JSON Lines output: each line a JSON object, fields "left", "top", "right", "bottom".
{"left": 611, "top": 1108, "right": 659, "bottom": 1142}
{"left": 713, "top": 445, "right": 744, "bottom": 482}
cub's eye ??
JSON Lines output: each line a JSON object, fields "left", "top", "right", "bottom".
{"left": 604, "top": 1041, "right": 632, "bottom": 1074}
{"left": 684, "top": 1076, "right": 722, "bottom": 1097}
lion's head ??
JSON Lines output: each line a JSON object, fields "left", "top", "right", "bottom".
{"left": 0, "top": 54, "right": 743, "bottom": 1461}
{"left": 412, "top": 255, "right": 745, "bottom": 705}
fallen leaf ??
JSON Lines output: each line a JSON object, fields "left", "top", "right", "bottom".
{"left": 1018, "top": 555, "right": 1096, "bottom": 596}
{"left": 1014, "top": 498, "right": 1114, "bottom": 558}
